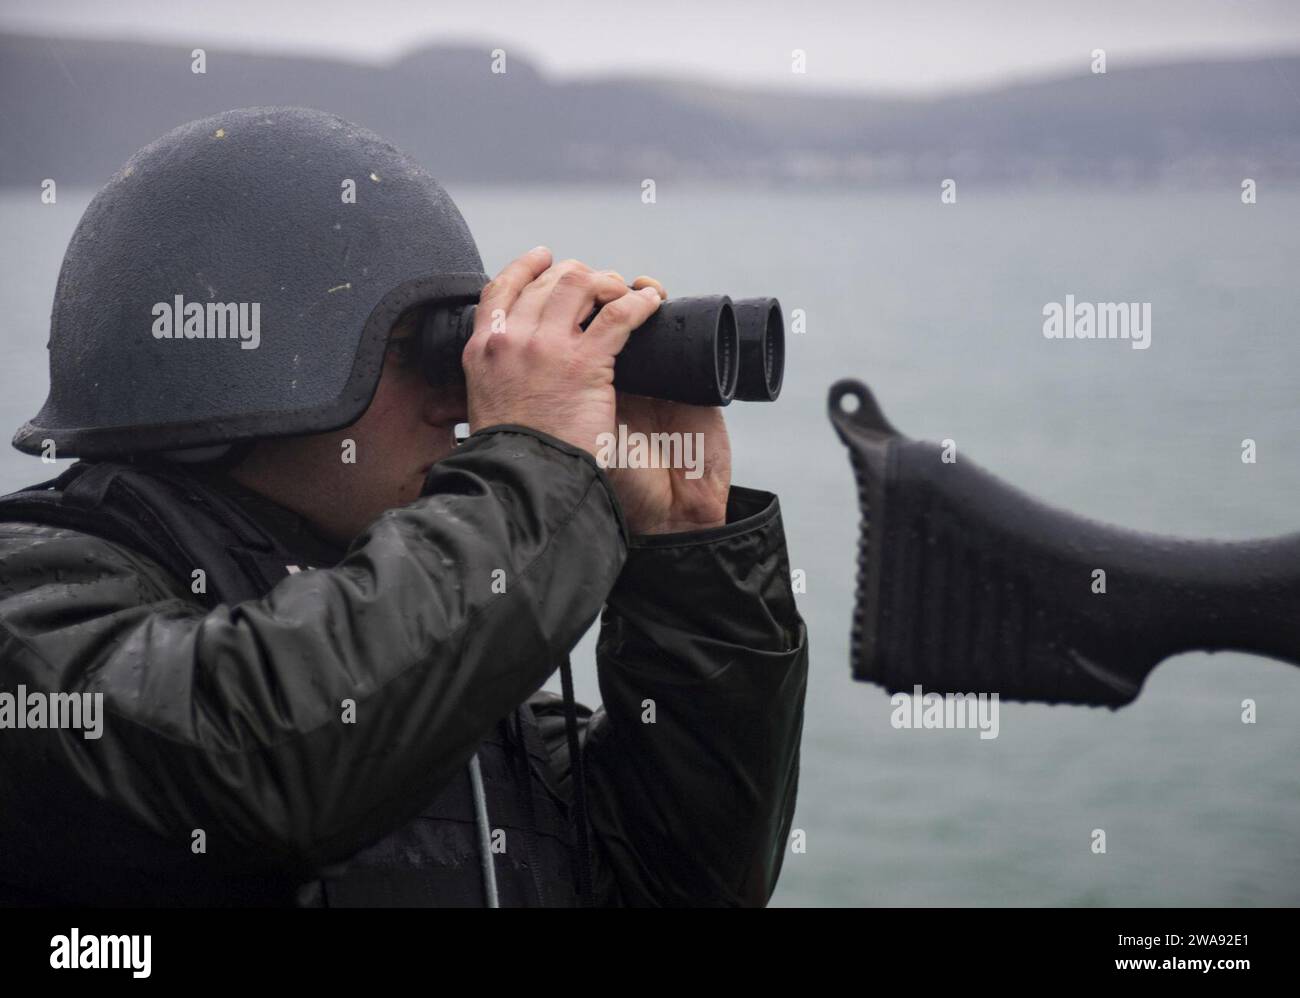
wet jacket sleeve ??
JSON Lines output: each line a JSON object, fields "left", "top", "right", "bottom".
{"left": 0, "top": 426, "right": 628, "bottom": 890}
{"left": 533, "top": 486, "right": 809, "bottom": 907}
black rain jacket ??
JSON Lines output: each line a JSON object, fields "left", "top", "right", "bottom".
{"left": 0, "top": 425, "right": 808, "bottom": 906}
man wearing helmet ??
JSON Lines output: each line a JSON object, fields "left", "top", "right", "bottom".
{"left": 0, "top": 108, "right": 808, "bottom": 907}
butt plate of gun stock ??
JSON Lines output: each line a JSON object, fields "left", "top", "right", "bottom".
{"left": 828, "top": 379, "right": 1300, "bottom": 709}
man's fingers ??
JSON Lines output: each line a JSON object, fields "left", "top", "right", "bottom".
{"left": 475, "top": 246, "right": 552, "bottom": 337}
{"left": 630, "top": 275, "right": 667, "bottom": 300}
{"left": 537, "top": 265, "right": 631, "bottom": 333}
{"left": 477, "top": 254, "right": 666, "bottom": 348}
{"left": 510, "top": 257, "right": 593, "bottom": 330}
{"left": 582, "top": 286, "right": 663, "bottom": 355}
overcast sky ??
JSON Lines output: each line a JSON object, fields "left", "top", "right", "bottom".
{"left": 2, "top": 0, "right": 1298, "bottom": 94}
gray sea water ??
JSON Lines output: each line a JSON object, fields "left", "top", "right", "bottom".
{"left": 2, "top": 185, "right": 1298, "bottom": 906}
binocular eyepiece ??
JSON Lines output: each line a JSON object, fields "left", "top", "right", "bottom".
{"left": 419, "top": 295, "right": 784, "bottom": 405}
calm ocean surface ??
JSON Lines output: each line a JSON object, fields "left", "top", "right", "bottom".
{"left": 2, "top": 185, "right": 1297, "bottom": 906}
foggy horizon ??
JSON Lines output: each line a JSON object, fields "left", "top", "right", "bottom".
{"left": 3, "top": 0, "right": 1300, "bottom": 96}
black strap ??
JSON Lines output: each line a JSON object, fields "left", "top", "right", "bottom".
{"left": 510, "top": 709, "right": 548, "bottom": 907}
{"left": 558, "top": 655, "right": 594, "bottom": 907}
{"left": 0, "top": 461, "right": 290, "bottom": 607}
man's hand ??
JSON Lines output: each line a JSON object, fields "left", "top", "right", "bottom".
{"left": 607, "top": 276, "right": 731, "bottom": 535}
{"left": 607, "top": 393, "right": 731, "bottom": 535}
{"left": 464, "top": 250, "right": 731, "bottom": 535}
{"left": 464, "top": 247, "right": 662, "bottom": 457}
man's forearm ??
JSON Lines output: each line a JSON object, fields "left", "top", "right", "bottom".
{"left": 585, "top": 487, "right": 809, "bottom": 906}
{"left": 0, "top": 426, "right": 627, "bottom": 893}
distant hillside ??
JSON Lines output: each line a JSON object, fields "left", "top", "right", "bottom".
{"left": 2, "top": 32, "right": 1298, "bottom": 186}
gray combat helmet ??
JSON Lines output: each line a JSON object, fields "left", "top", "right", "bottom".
{"left": 13, "top": 106, "right": 489, "bottom": 459}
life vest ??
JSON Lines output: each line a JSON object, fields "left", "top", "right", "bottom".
{"left": 0, "top": 461, "right": 584, "bottom": 907}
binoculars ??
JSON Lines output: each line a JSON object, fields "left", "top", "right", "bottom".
{"left": 419, "top": 295, "right": 785, "bottom": 405}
